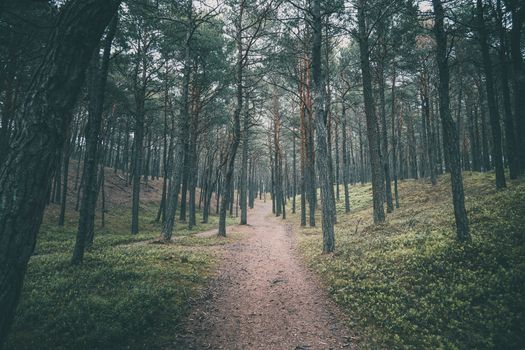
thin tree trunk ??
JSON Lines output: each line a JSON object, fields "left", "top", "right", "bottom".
{"left": 342, "top": 102, "right": 350, "bottom": 213}
{"left": 391, "top": 69, "right": 400, "bottom": 208}
{"left": 509, "top": 6, "right": 525, "bottom": 174}
{"left": 496, "top": 0, "right": 518, "bottom": 179}
{"left": 58, "top": 133, "right": 72, "bottom": 226}
{"left": 240, "top": 109, "right": 249, "bottom": 225}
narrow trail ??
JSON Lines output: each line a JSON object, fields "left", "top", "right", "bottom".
{"left": 172, "top": 200, "right": 352, "bottom": 350}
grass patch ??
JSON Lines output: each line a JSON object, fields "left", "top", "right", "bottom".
{"left": 291, "top": 172, "right": 525, "bottom": 349}
{"left": 6, "top": 200, "right": 239, "bottom": 350}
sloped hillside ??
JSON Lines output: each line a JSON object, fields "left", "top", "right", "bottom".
{"left": 292, "top": 172, "right": 525, "bottom": 349}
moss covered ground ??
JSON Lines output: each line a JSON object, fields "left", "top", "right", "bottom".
{"left": 6, "top": 202, "right": 238, "bottom": 350}
{"left": 290, "top": 172, "right": 525, "bottom": 349}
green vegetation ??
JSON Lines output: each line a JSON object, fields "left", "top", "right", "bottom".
{"left": 292, "top": 172, "right": 525, "bottom": 349}
{"left": 6, "top": 204, "right": 238, "bottom": 350}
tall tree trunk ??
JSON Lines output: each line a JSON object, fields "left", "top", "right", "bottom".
{"left": 58, "top": 132, "right": 72, "bottom": 226}
{"left": 218, "top": 4, "right": 243, "bottom": 236}
{"left": 292, "top": 131, "right": 297, "bottom": 214}
{"left": 432, "top": 0, "right": 470, "bottom": 242}
{"left": 156, "top": 86, "right": 171, "bottom": 223}
{"left": 240, "top": 110, "right": 249, "bottom": 225}
{"left": 391, "top": 70, "right": 400, "bottom": 208}
{"left": 299, "top": 90, "right": 307, "bottom": 226}
{"left": 131, "top": 64, "right": 146, "bottom": 234}
{"left": 342, "top": 102, "right": 350, "bottom": 213}
{"left": 72, "top": 14, "right": 118, "bottom": 263}
{"left": 0, "top": 0, "right": 120, "bottom": 344}
{"left": 161, "top": 143, "right": 183, "bottom": 241}
{"left": 421, "top": 79, "right": 437, "bottom": 185}
{"left": 378, "top": 23, "right": 394, "bottom": 212}
{"left": 496, "top": 0, "right": 518, "bottom": 179}
{"left": 476, "top": 0, "right": 506, "bottom": 188}
{"left": 312, "top": 0, "right": 335, "bottom": 253}
{"left": 357, "top": 0, "right": 385, "bottom": 224}
{"left": 509, "top": 5, "right": 525, "bottom": 174}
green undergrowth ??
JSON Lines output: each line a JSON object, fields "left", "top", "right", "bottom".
{"left": 6, "top": 201, "right": 239, "bottom": 350}
{"left": 291, "top": 172, "right": 525, "bottom": 349}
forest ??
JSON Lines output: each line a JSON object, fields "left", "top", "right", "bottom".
{"left": 0, "top": 0, "right": 524, "bottom": 349}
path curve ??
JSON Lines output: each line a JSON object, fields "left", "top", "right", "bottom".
{"left": 172, "top": 200, "right": 352, "bottom": 350}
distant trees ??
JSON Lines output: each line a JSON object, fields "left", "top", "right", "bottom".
{"left": 218, "top": 0, "right": 274, "bottom": 236}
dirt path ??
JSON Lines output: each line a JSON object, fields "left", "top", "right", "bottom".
{"left": 171, "top": 200, "right": 352, "bottom": 350}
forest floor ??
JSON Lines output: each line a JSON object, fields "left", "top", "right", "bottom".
{"left": 290, "top": 171, "right": 525, "bottom": 349}
{"left": 172, "top": 200, "right": 352, "bottom": 350}
{"left": 6, "top": 167, "right": 524, "bottom": 350}
{"left": 5, "top": 163, "right": 235, "bottom": 350}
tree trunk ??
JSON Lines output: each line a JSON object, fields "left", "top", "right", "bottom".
{"left": 378, "top": 23, "right": 394, "bottom": 212}
{"left": 476, "top": 0, "right": 506, "bottom": 188}
{"left": 357, "top": 0, "right": 385, "bottom": 224}
{"left": 496, "top": 0, "right": 518, "bottom": 179}
{"left": 218, "top": 4, "right": 243, "bottom": 236}
{"left": 58, "top": 132, "right": 72, "bottom": 226}
{"left": 432, "top": 0, "right": 470, "bottom": 242}
{"left": 509, "top": 5, "right": 525, "bottom": 174}
{"left": 342, "top": 102, "right": 350, "bottom": 213}
{"left": 131, "top": 63, "right": 146, "bottom": 234}
{"left": 312, "top": 0, "right": 335, "bottom": 253}
{"left": 299, "top": 89, "right": 307, "bottom": 226}
{"left": 72, "top": 13, "right": 118, "bottom": 263}
{"left": 391, "top": 70, "right": 400, "bottom": 208}
{"left": 292, "top": 131, "right": 297, "bottom": 214}
{"left": 240, "top": 110, "right": 249, "bottom": 225}
{"left": 0, "top": 0, "right": 120, "bottom": 344}
{"left": 161, "top": 142, "right": 183, "bottom": 241}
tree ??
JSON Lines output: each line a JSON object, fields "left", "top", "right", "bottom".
{"left": 476, "top": 0, "right": 506, "bottom": 189}
{"left": 312, "top": 0, "right": 335, "bottom": 253}
{"left": 432, "top": 0, "right": 470, "bottom": 242}
{"left": 218, "top": 0, "right": 271, "bottom": 236}
{"left": 0, "top": 0, "right": 120, "bottom": 344}
{"left": 356, "top": 0, "right": 385, "bottom": 224}
{"left": 72, "top": 13, "right": 119, "bottom": 264}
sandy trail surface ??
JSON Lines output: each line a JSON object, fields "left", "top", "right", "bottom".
{"left": 171, "top": 200, "right": 352, "bottom": 350}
